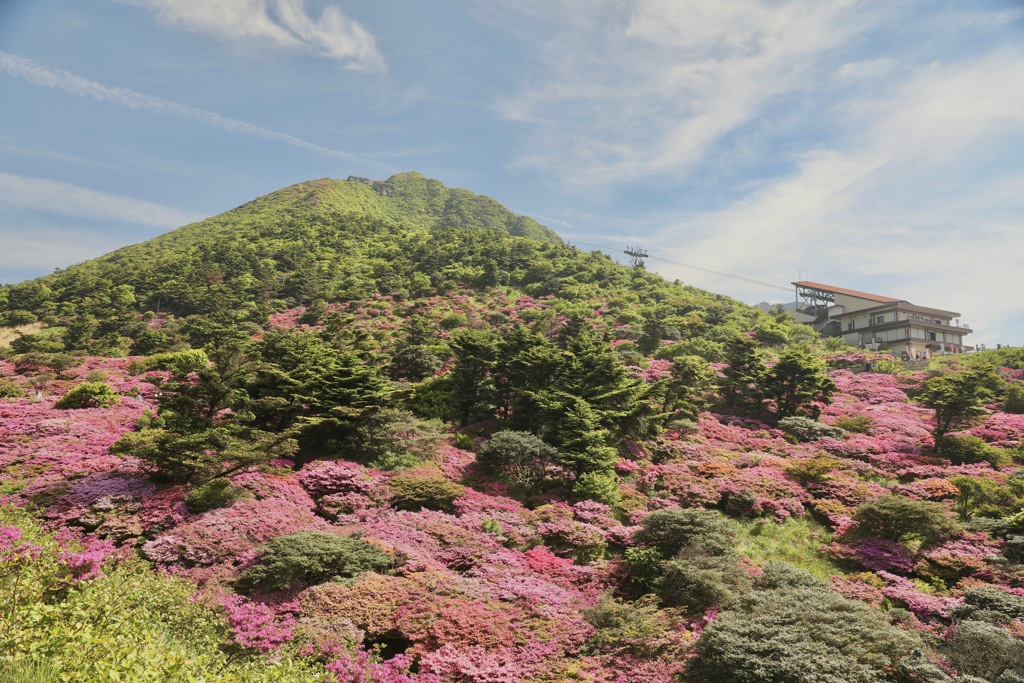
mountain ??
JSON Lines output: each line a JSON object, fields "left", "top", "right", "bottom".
{"left": 0, "top": 172, "right": 751, "bottom": 356}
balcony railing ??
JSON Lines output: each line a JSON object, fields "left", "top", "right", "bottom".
{"left": 891, "top": 314, "right": 970, "bottom": 330}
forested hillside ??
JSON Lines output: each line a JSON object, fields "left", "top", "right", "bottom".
{"left": 1, "top": 176, "right": 1023, "bottom": 683}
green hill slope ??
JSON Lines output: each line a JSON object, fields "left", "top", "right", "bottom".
{"left": 0, "top": 172, "right": 756, "bottom": 356}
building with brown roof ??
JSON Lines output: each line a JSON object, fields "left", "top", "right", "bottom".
{"left": 790, "top": 281, "right": 972, "bottom": 358}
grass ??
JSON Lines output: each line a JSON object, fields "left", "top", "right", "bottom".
{"left": 735, "top": 515, "right": 842, "bottom": 580}
{"left": 0, "top": 323, "right": 44, "bottom": 349}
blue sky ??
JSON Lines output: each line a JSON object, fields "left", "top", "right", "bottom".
{"left": 1, "top": 0, "right": 1022, "bottom": 346}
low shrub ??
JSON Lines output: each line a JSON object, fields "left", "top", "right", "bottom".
{"left": 1003, "top": 381, "right": 1024, "bottom": 414}
{"left": 477, "top": 431, "right": 556, "bottom": 491}
{"left": 833, "top": 415, "right": 873, "bottom": 433}
{"left": 127, "top": 349, "right": 209, "bottom": 376}
{"left": 686, "top": 587, "right": 927, "bottom": 683}
{"left": 939, "top": 434, "right": 1011, "bottom": 469}
{"left": 0, "top": 507, "right": 324, "bottom": 681}
{"left": 778, "top": 416, "right": 846, "bottom": 442}
{"left": 852, "top": 495, "right": 957, "bottom": 546}
{"left": 0, "top": 379, "right": 25, "bottom": 399}
{"left": 238, "top": 531, "right": 393, "bottom": 592}
{"left": 55, "top": 382, "right": 120, "bottom": 409}
{"left": 754, "top": 562, "right": 828, "bottom": 591}
{"left": 389, "top": 474, "right": 464, "bottom": 513}
{"left": 633, "top": 508, "right": 736, "bottom": 558}
{"left": 656, "top": 554, "right": 750, "bottom": 613}
{"left": 185, "top": 479, "right": 251, "bottom": 514}
{"left": 941, "top": 620, "right": 1024, "bottom": 682}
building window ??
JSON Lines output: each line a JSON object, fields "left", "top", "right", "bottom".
{"left": 926, "top": 331, "right": 937, "bottom": 341}
{"left": 873, "top": 315, "right": 885, "bottom": 324}
{"left": 847, "top": 321, "right": 854, "bottom": 331}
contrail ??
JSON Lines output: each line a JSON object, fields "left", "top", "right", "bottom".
{"left": 0, "top": 51, "right": 391, "bottom": 169}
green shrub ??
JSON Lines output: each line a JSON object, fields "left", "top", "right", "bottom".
{"left": 0, "top": 379, "right": 25, "bottom": 399}
{"left": 787, "top": 456, "right": 842, "bottom": 483}
{"left": 10, "top": 335, "right": 64, "bottom": 354}
{"left": 13, "top": 353, "right": 81, "bottom": 377}
{"left": 778, "top": 416, "right": 846, "bottom": 442}
{"left": 852, "top": 495, "right": 957, "bottom": 546}
{"left": 656, "top": 554, "right": 750, "bottom": 612}
{"left": 582, "top": 594, "right": 670, "bottom": 658}
{"left": 686, "top": 587, "right": 927, "bottom": 683}
{"left": 390, "top": 474, "right": 464, "bottom": 513}
{"left": 941, "top": 620, "right": 1024, "bottom": 682}
{"left": 573, "top": 470, "right": 621, "bottom": 505}
{"left": 834, "top": 415, "right": 873, "bottom": 433}
{"left": 952, "top": 586, "right": 1024, "bottom": 622}
{"left": 54, "top": 382, "right": 120, "bottom": 410}
{"left": 0, "top": 507, "right": 324, "bottom": 682}
{"left": 623, "top": 546, "right": 664, "bottom": 590}
{"left": 184, "top": 479, "right": 251, "bottom": 513}
{"left": 238, "top": 531, "right": 393, "bottom": 592}
{"left": 634, "top": 508, "right": 736, "bottom": 558}
{"left": 5, "top": 309, "right": 37, "bottom": 326}
{"left": 1004, "top": 382, "right": 1024, "bottom": 414}
{"left": 939, "top": 434, "right": 1011, "bottom": 469}
{"left": 127, "top": 349, "right": 209, "bottom": 376}
{"left": 478, "top": 430, "right": 556, "bottom": 491}
{"left": 754, "top": 562, "right": 828, "bottom": 590}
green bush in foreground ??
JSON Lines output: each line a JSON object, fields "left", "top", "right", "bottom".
{"left": 0, "top": 507, "right": 323, "bottom": 683}
{"left": 687, "top": 586, "right": 935, "bottom": 683}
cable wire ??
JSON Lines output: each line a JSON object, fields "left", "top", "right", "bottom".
{"left": 569, "top": 240, "right": 793, "bottom": 293}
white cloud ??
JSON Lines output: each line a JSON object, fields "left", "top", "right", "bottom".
{"left": 0, "top": 52, "right": 389, "bottom": 167}
{"left": 836, "top": 58, "right": 897, "bottom": 81}
{"left": 493, "top": 0, "right": 882, "bottom": 186}
{"left": 0, "top": 172, "right": 205, "bottom": 227}
{"left": 651, "top": 50, "right": 1024, "bottom": 345}
{"left": 0, "top": 229, "right": 128, "bottom": 272}
{"left": 122, "top": 0, "right": 384, "bottom": 71}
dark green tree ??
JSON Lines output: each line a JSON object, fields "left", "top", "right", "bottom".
{"left": 661, "top": 354, "right": 717, "bottom": 419}
{"left": 718, "top": 334, "right": 767, "bottom": 416}
{"left": 448, "top": 328, "right": 500, "bottom": 425}
{"left": 760, "top": 348, "right": 836, "bottom": 422}
{"left": 920, "top": 366, "right": 999, "bottom": 453}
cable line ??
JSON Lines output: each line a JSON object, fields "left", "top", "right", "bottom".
{"left": 569, "top": 240, "right": 792, "bottom": 293}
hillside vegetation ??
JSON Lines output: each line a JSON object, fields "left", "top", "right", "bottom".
{"left": 1, "top": 175, "right": 1023, "bottom": 682}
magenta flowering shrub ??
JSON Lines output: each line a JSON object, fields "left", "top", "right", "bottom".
{"left": 4, "top": 350, "right": 1024, "bottom": 678}
{"left": 875, "top": 571, "right": 962, "bottom": 619}
{"left": 914, "top": 534, "right": 1000, "bottom": 584}
{"left": 58, "top": 531, "right": 129, "bottom": 582}
{"left": 328, "top": 650, "right": 441, "bottom": 683}
{"left": 853, "top": 538, "right": 916, "bottom": 574}
{"left": 221, "top": 594, "right": 296, "bottom": 652}
{"left": 142, "top": 497, "right": 330, "bottom": 571}
{"left": 0, "top": 525, "right": 43, "bottom": 561}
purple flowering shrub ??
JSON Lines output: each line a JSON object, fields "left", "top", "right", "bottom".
{"left": 3, "top": 352, "right": 1024, "bottom": 680}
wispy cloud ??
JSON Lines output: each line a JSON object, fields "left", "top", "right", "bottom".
{"left": 122, "top": 0, "right": 385, "bottom": 71}
{"left": 654, "top": 50, "right": 1024, "bottom": 344}
{"left": 490, "top": 0, "right": 885, "bottom": 187}
{"left": 0, "top": 52, "right": 390, "bottom": 168}
{"left": 0, "top": 229, "right": 129, "bottom": 273}
{"left": 0, "top": 172, "right": 205, "bottom": 227}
